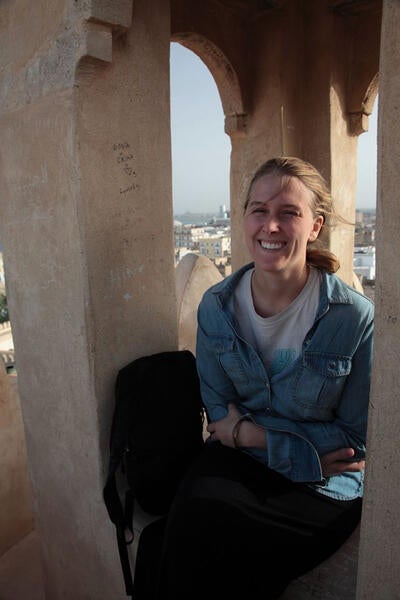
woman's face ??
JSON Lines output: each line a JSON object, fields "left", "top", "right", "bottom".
{"left": 244, "top": 174, "right": 323, "bottom": 278}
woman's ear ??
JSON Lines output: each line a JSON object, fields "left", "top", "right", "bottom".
{"left": 308, "top": 215, "right": 324, "bottom": 242}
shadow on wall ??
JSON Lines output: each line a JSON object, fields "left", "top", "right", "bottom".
{"left": 0, "top": 360, "right": 35, "bottom": 557}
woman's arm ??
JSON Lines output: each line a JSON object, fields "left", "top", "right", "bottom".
{"left": 207, "top": 403, "right": 366, "bottom": 477}
{"left": 196, "top": 317, "right": 240, "bottom": 422}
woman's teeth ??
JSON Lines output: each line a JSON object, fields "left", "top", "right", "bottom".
{"left": 260, "top": 241, "right": 285, "bottom": 250}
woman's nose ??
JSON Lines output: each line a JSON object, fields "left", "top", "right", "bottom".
{"left": 262, "top": 215, "right": 280, "bottom": 233}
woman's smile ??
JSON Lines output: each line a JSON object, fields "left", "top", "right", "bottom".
{"left": 258, "top": 240, "right": 287, "bottom": 250}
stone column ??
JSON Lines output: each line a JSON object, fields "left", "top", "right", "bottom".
{"left": 356, "top": 1, "right": 400, "bottom": 597}
{"left": 0, "top": 0, "right": 175, "bottom": 597}
{"left": 300, "top": 0, "right": 359, "bottom": 286}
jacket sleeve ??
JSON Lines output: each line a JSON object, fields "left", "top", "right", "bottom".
{"left": 195, "top": 315, "right": 240, "bottom": 423}
{"left": 257, "top": 316, "right": 373, "bottom": 482}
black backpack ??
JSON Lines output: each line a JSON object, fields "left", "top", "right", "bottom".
{"left": 103, "top": 350, "right": 205, "bottom": 596}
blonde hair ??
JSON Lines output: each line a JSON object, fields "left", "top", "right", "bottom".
{"left": 244, "top": 156, "right": 340, "bottom": 273}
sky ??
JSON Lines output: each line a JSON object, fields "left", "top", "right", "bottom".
{"left": 170, "top": 42, "right": 378, "bottom": 215}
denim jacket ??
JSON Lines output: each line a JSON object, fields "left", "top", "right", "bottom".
{"left": 196, "top": 263, "right": 374, "bottom": 500}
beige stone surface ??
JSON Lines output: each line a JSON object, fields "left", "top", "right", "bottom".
{"left": 0, "top": 0, "right": 64, "bottom": 78}
{"left": 0, "top": 364, "right": 34, "bottom": 558}
{"left": 283, "top": 526, "right": 360, "bottom": 600}
{"left": 0, "top": 531, "right": 44, "bottom": 600}
{"left": 357, "top": 1, "right": 400, "bottom": 598}
{"left": 176, "top": 254, "right": 222, "bottom": 355}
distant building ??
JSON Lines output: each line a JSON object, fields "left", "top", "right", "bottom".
{"left": 355, "top": 211, "right": 364, "bottom": 224}
{"left": 198, "top": 235, "right": 231, "bottom": 259}
{"left": 353, "top": 246, "right": 375, "bottom": 282}
{"left": 174, "top": 223, "right": 207, "bottom": 248}
{"left": 355, "top": 225, "right": 375, "bottom": 246}
{"left": 219, "top": 204, "right": 230, "bottom": 219}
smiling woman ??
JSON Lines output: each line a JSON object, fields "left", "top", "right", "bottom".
{"left": 148, "top": 156, "right": 374, "bottom": 600}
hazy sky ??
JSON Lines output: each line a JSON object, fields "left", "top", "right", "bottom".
{"left": 170, "top": 42, "right": 378, "bottom": 215}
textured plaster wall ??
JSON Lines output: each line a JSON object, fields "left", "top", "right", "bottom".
{"left": 0, "top": 0, "right": 65, "bottom": 81}
{"left": 76, "top": 0, "right": 178, "bottom": 462}
{"left": 0, "top": 0, "right": 175, "bottom": 597}
{"left": 357, "top": 1, "right": 400, "bottom": 596}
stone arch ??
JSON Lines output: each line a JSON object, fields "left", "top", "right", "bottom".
{"left": 343, "top": 1, "right": 381, "bottom": 136}
{"left": 171, "top": 33, "right": 246, "bottom": 137}
{"left": 361, "top": 72, "right": 379, "bottom": 116}
{"left": 349, "top": 72, "right": 379, "bottom": 136}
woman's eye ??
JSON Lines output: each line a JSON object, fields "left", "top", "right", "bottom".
{"left": 282, "top": 210, "right": 300, "bottom": 217}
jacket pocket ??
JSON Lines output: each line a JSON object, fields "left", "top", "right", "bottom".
{"left": 293, "top": 352, "right": 352, "bottom": 411}
{"left": 210, "top": 336, "right": 249, "bottom": 385}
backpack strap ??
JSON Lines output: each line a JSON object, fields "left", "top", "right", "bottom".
{"left": 103, "top": 364, "right": 141, "bottom": 596}
{"left": 103, "top": 461, "right": 135, "bottom": 597}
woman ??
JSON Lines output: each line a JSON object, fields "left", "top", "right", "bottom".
{"left": 155, "top": 157, "right": 373, "bottom": 599}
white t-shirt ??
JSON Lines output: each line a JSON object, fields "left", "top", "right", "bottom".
{"left": 233, "top": 267, "right": 321, "bottom": 378}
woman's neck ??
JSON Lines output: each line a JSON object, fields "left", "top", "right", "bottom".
{"left": 251, "top": 265, "right": 309, "bottom": 318}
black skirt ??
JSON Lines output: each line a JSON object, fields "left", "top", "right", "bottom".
{"left": 134, "top": 442, "right": 362, "bottom": 600}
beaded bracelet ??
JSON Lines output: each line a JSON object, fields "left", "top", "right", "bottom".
{"left": 232, "top": 413, "right": 254, "bottom": 448}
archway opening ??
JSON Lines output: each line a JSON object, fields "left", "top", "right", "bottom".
{"left": 170, "top": 41, "right": 232, "bottom": 352}
{"left": 170, "top": 41, "right": 231, "bottom": 225}
{"left": 354, "top": 97, "right": 378, "bottom": 301}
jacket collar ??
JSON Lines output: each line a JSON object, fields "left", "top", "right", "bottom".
{"left": 211, "top": 262, "right": 354, "bottom": 314}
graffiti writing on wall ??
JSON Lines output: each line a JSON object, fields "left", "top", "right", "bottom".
{"left": 112, "top": 142, "right": 139, "bottom": 194}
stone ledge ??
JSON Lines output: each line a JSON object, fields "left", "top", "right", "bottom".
{"left": 281, "top": 525, "right": 360, "bottom": 600}
{"left": 0, "top": 531, "right": 44, "bottom": 600}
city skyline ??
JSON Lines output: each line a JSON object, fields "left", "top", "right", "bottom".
{"left": 170, "top": 42, "right": 378, "bottom": 215}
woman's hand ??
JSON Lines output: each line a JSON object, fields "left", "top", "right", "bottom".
{"left": 207, "top": 403, "right": 241, "bottom": 448}
{"left": 207, "top": 404, "right": 267, "bottom": 449}
{"left": 320, "top": 448, "right": 366, "bottom": 477}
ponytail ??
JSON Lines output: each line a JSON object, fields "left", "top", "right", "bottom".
{"left": 306, "top": 244, "right": 340, "bottom": 273}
